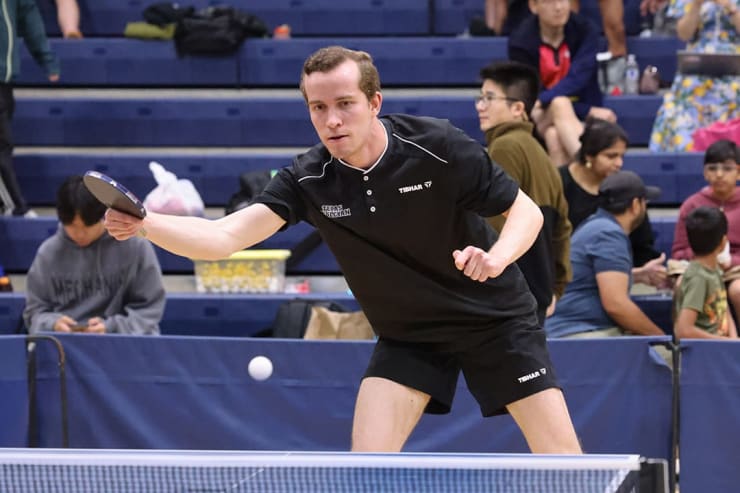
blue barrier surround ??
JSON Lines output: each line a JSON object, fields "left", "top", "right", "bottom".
{"left": 0, "top": 336, "right": 29, "bottom": 447}
{"left": 679, "top": 340, "right": 740, "bottom": 493}
{"left": 18, "top": 37, "right": 685, "bottom": 87}
{"left": 24, "top": 334, "right": 672, "bottom": 456}
{"left": 12, "top": 94, "right": 661, "bottom": 147}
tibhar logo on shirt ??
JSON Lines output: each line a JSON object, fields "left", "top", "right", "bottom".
{"left": 321, "top": 204, "right": 351, "bottom": 218}
{"left": 517, "top": 368, "right": 547, "bottom": 384}
{"left": 398, "top": 181, "right": 432, "bottom": 194}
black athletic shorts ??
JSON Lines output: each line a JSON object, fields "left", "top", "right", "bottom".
{"left": 363, "top": 321, "right": 559, "bottom": 417}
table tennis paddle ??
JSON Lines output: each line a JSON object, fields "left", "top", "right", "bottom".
{"left": 83, "top": 171, "right": 147, "bottom": 219}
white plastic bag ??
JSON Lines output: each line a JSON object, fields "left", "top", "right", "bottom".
{"left": 143, "top": 161, "right": 205, "bottom": 216}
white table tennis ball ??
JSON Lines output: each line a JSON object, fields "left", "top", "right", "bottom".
{"left": 248, "top": 356, "right": 273, "bottom": 381}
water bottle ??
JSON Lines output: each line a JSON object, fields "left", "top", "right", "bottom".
{"left": 624, "top": 54, "right": 640, "bottom": 95}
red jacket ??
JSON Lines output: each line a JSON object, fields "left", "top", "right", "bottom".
{"left": 672, "top": 187, "right": 740, "bottom": 265}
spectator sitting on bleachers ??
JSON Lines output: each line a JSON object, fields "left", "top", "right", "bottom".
{"left": 476, "top": 0, "right": 628, "bottom": 78}
{"left": 560, "top": 118, "right": 665, "bottom": 271}
{"left": 508, "top": 0, "right": 616, "bottom": 165}
{"left": 477, "top": 60, "right": 572, "bottom": 325}
{"left": 648, "top": 0, "right": 740, "bottom": 152}
{"left": 672, "top": 140, "right": 740, "bottom": 317}
{"left": 0, "top": 0, "right": 59, "bottom": 217}
{"left": 546, "top": 171, "right": 666, "bottom": 338}
{"left": 673, "top": 206, "right": 738, "bottom": 339}
{"left": 55, "top": 0, "right": 82, "bottom": 38}
{"left": 23, "top": 175, "right": 165, "bottom": 335}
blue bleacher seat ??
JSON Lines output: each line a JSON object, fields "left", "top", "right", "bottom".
{"left": 18, "top": 37, "right": 683, "bottom": 87}
{"left": 35, "top": 0, "right": 430, "bottom": 38}
{"left": 161, "top": 293, "right": 360, "bottom": 337}
{"left": 19, "top": 39, "right": 240, "bottom": 87}
{"left": 603, "top": 95, "right": 662, "bottom": 146}
{"left": 0, "top": 217, "right": 338, "bottom": 274}
{"left": 650, "top": 215, "right": 677, "bottom": 261}
{"left": 13, "top": 152, "right": 295, "bottom": 206}
{"left": 240, "top": 37, "right": 508, "bottom": 87}
{"left": 634, "top": 294, "right": 674, "bottom": 335}
{"left": 16, "top": 150, "right": 699, "bottom": 207}
{"left": 0, "top": 215, "right": 676, "bottom": 274}
{"left": 623, "top": 151, "right": 703, "bottom": 206}
{"left": 0, "top": 292, "right": 360, "bottom": 336}
{"left": 0, "top": 294, "right": 25, "bottom": 335}
{"left": 1, "top": 291, "right": 672, "bottom": 336}
{"left": 12, "top": 94, "right": 662, "bottom": 147}
{"left": 19, "top": 38, "right": 508, "bottom": 87}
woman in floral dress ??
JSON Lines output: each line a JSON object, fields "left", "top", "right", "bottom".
{"left": 649, "top": 0, "right": 740, "bottom": 152}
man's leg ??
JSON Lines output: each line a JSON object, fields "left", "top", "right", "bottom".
{"left": 547, "top": 96, "right": 584, "bottom": 161}
{"left": 351, "top": 377, "right": 430, "bottom": 452}
{"left": 598, "top": 0, "right": 626, "bottom": 58}
{"left": 543, "top": 126, "right": 570, "bottom": 166}
{"left": 507, "top": 387, "right": 582, "bottom": 453}
{"left": 0, "top": 84, "right": 27, "bottom": 216}
{"left": 727, "top": 279, "right": 740, "bottom": 329}
{"left": 56, "top": 0, "right": 82, "bottom": 38}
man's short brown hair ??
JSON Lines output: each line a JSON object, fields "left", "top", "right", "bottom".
{"left": 300, "top": 46, "right": 381, "bottom": 102}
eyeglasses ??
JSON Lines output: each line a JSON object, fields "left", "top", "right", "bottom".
{"left": 705, "top": 163, "right": 738, "bottom": 173}
{"left": 474, "top": 93, "right": 518, "bottom": 107}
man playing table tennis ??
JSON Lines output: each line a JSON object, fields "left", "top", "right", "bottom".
{"left": 104, "top": 46, "right": 581, "bottom": 454}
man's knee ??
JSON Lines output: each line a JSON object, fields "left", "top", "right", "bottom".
{"left": 351, "top": 377, "right": 429, "bottom": 452}
{"left": 548, "top": 96, "right": 575, "bottom": 117}
{"left": 728, "top": 279, "right": 740, "bottom": 301}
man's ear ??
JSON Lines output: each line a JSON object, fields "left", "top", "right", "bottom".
{"left": 630, "top": 196, "right": 643, "bottom": 213}
{"left": 512, "top": 101, "right": 528, "bottom": 121}
{"left": 370, "top": 92, "right": 383, "bottom": 115}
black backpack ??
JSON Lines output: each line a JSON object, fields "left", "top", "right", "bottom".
{"left": 174, "top": 6, "right": 269, "bottom": 56}
{"left": 143, "top": 2, "right": 195, "bottom": 27}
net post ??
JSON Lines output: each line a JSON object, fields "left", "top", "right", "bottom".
{"left": 649, "top": 336, "right": 681, "bottom": 493}
{"left": 26, "top": 335, "right": 69, "bottom": 448}
{"left": 668, "top": 337, "right": 681, "bottom": 493}
{"left": 639, "top": 457, "right": 670, "bottom": 493}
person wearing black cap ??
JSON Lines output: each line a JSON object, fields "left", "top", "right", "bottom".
{"left": 545, "top": 170, "right": 667, "bottom": 338}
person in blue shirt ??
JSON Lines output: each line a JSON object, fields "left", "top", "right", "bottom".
{"left": 546, "top": 171, "right": 666, "bottom": 338}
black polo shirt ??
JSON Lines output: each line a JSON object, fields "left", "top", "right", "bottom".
{"left": 256, "top": 114, "right": 536, "bottom": 343}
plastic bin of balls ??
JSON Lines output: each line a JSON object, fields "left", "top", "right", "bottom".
{"left": 193, "top": 250, "right": 291, "bottom": 293}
